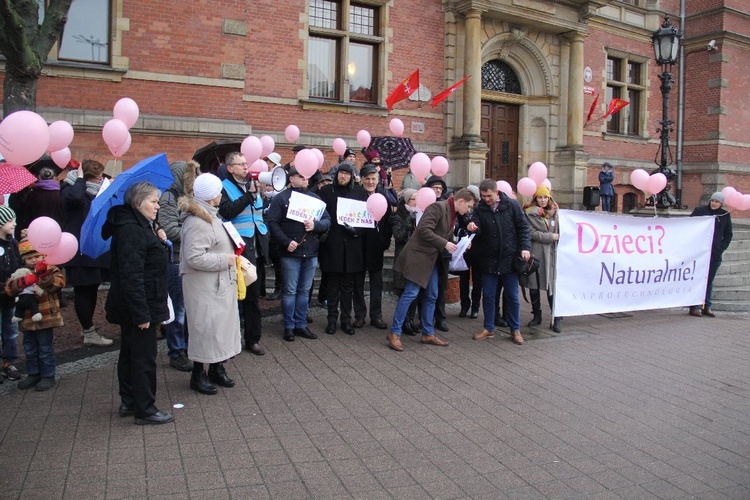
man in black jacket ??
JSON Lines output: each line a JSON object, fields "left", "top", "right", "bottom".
{"left": 266, "top": 168, "right": 331, "bottom": 341}
{"left": 468, "top": 179, "right": 531, "bottom": 345}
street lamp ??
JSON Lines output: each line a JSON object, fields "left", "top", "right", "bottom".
{"left": 650, "top": 17, "right": 682, "bottom": 208}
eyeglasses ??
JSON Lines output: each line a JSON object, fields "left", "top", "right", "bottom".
{"left": 229, "top": 162, "right": 247, "bottom": 167}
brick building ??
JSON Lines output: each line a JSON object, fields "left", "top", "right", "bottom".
{"left": 1, "top": 0, "right": 748, "bottom": 214}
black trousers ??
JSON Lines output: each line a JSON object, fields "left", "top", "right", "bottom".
{"left": 73, "top": 284, "right": 100, "bottom": 330}
{"left": 459, "top": 265, "right": 482, "bottom": 312}
{"left": 367, "top": 269, "right": 384, "bottom": 321}
{"left": 118, "top": 320, "right": 158, "bottom": 419}
{"left": 327, "top": 272, "right": 355, "bottom": 325}
{"left": 239, "top": 279, "right": 262, "bottom": 345}
{"left": 352, "top": 271, "right": 367, "bottom": 322}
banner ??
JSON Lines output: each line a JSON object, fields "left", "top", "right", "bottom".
{"left": 555, "top": 210, "right": 714, "bottom": 317}
{"left": 336, "top": 198, "right": 374, "bottom": 228}
{"left": 286, "top": 191, "right": 326, "bottom": 223}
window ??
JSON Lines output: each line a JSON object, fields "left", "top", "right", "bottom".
{"left": 481, "top": 60, "right": 523, "bottom": 95}
{"left": 308, "top": 0, "right": 382, "bottom": 104}
{"left": 55, "top": 0, "right": 111, "bottom": 64}
{"left": 606, "top": 55, "right": 645, "bottom": 135}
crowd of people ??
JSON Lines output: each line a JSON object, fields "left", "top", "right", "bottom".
{"left": 0, "top": 148, "right": 733, "bottom": 425}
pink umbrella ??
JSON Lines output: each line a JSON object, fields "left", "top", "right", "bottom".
{"left": 0, "top": 164, "right": 37, "bottom": 193}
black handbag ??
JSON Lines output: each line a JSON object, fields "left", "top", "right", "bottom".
{"left": 513, "top": 254, "right": 540, "bottom": 276}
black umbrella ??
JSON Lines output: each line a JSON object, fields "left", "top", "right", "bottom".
{"left": 368, "top": 136, "right": 417, "bottom": 170}
{"left": 192, "top": 139, "right": 242, "bottom": 174}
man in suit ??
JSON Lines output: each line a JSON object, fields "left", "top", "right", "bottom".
{"left": 386, "top": 188, "right": 476, "bottom": 352}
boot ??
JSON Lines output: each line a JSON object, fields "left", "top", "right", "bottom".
{"left": 18, "top": 374, "right": 41, "bottom": 390}
{"left": 527, "top": 289, "right": 542, "bottom": 327}
{"left": 83, "top": 326, "right": 113, "bottom": 346}
{"left": 208, "top": 363, "right": 235, "bottom": 388}
{"left": 190, "top": 363, "right": 218, "bottom": 395}
{"left": 325, "top": 319, "right": 336, "bottom": 335}
{"left": 551, "top": 317, "right": 562, "bottom": 333}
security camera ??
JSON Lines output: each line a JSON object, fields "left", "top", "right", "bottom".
{"left": 707, "top": 39, "right": 717, "bottom": 51}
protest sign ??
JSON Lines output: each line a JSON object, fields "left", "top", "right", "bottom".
{"left": 286, "top": 191, "right": 326, "bottom": 223}
{"left": 336, "top": 198, "right": 374, "bottom": 228}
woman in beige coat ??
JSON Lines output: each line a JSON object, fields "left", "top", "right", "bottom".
{"left": 520, "top": 185, "right": 561, "bottom": 332}
{"left": 179, "top": 173, "right": 241, "bottom": 395}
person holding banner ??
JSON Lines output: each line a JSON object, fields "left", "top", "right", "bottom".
{"left": 520, "top": 185, "right": 561, "bottom": 332}
{"left": 386, "top": 188, "right": 476, "bottom": 352}
{"left": 689, "top": 192, "right": 733, "bottom": 318}
{"left": 266, "top": 167, "right": 331, "bottom": 342}
{"left": 468, "top": 179, "right": 531, "bottom": 345}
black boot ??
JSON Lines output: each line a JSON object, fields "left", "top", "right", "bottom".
{"left": 208, "top": 363, "right": 235, "bottom": 388}
{"left": 341, "top": 321, "right": 355, "bottom": 335}
{"left": 190, "top": 363, "right": 218, "bottom": 395}
{"left": 527, "top": 289, "right": 542, "bottom": 327}
{"left": 325, "top": 319, "right": 336, "bottom": 335}
{"left": 551, "top": 317, "right": 562, "bottom": 333}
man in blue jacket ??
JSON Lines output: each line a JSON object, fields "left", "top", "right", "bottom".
{"left": 266, "top": 168, "right": 331, "bottom": 341}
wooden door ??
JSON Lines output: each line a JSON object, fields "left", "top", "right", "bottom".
{"left": 480, "top": 102, "right": 519, "bottom": 182}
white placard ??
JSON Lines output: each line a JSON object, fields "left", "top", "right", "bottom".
{"left": 555, "top": 210, "right": 714, "bottom": 317}
{"left": 222, "top": 221, "right": 245, "bottom": 250}
{"left": 336, "top": 197, "right": 374, "bottom": 228}
{"left": 286, "top": 191, "right": 326, "bottom": 223}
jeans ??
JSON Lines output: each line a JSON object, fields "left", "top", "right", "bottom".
{"left": 1, "top": 304, "right": 19, "bottom": 363}
{"left": 165, "top": 262, "right": 188, "bottom": 360}
{"left": 693, "top": 258, "right": 722, "bottom": 310}
{"left": 23, "top": 327, "right": 55, "bottom": 377}
{"left": 601, "top": 195, "right": 612, "bottom": 212}
{"left": 391, "top": 265, "right": 439, "bottom": 336}
{"left": 483, "top": 273, "right": 521, "bottom": 331}
{"left": 280, "top": 256, "right": 318, "bottom": 329}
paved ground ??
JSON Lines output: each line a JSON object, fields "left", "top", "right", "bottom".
{"left": 1, "top": 296, "right": 749, "bottom": 499}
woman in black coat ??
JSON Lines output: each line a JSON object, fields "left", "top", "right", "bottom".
{"left": 103, "top": 181, "right": 173, "bottom": 425}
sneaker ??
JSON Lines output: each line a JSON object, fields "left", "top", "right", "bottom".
{"left": 2, "top": 363, "right": 22, "bottom": 380}
{"left": 35, "top": 377, "right": 55, "bottom": 391}
{"left": 83, "top": 328, "right": 114, "bottom": 346}
{"left": 169, "top": 352, "right": 192, "bottom": 372}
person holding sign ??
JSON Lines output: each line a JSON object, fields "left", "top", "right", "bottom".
{"left": 386, "top": 188, "right": 476, "bottom": 352}
{"left": 266, "top": 168, "right": 331, "bottom": 342}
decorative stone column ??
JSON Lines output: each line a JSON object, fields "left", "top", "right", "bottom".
{"left": 566, "top": 32, "right": 585, "bottom": 149}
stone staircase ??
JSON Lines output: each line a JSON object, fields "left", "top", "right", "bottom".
{"left": 712, "top": 218, "right": 750, "bottom": 312}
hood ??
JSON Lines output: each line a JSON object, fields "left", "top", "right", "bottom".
{"left": 334, "top": 162, "right": 356, "bottom": 190}
{"left": 173, "top": 160, "right": 200, "bottom": 196}
{"left": 101, "top": 204, "right": 146, "bottom": 240}
{"left": 177, "top": 195, "right": 216, "bottom": 224}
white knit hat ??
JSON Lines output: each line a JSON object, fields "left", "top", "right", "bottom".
{"left": 193, "top": 173, "right": 223, "bottom": 202}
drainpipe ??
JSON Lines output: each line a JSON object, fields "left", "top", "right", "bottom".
{"left": 675, "top": 0, "right": 686, "bottom": 207}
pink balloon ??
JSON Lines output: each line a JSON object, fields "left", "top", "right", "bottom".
{"left": 113, "top": 98, "right": 140, "bottom": 129}
{"left": 389, "top": 118, "right": 404, "bottom": 137}
{"left": 739, "top": 194, "right": 750, "bottom": 211}
{"left": 44, "top": 232, "right": 78, "bottom": 266}
{"left": 431, "top": 156, "right": 449, "bottom": 177}
{"left": 517, "top": 177, "right": 538, "bottom": 197}
{"left": 726, "top": 190, "right": 743, "bottom": 209}
{"left": 409, "top": 153, "right": 431, "bottom": 183}
{"left": 415, "top": 187, "right": 437, "bottom": 211}
{"left": 102, "top": 118, "right": 129, "bottom": 150}
{"left": 108, "top": 132, "right": 131, "bottom": 158}
{"left": 260, "top": 136, "right": 275, "bottom": 157}
{"left": 285, "top": 125, "right": 300, "bottom": 143}
{"left": 630, "top": 169, "right": 649, "bottom": 191}
{"left": 51, "top": 148, "right": 71, "bottom": 169}
{"left": 332, "top": 138, "right": 347, "bottom": 157}
{"left": 496, "top": 180, "right": 513, "bottom": 196}
{"left": 0, "top": 110, "right": 50, "bottom": 165}
{"left": 646, "top": 173, "right": 667, "bottom": 194}
{"left": 295, "top": 149, "right": 318, "bottom": 179}
{"left": 250, "top": 159, "right": 268, "bottom": 173}
{"left": 311, "top": 148, "right": 325, "bottom": 169}
{"left": 27, "top": 216, "right": 62, "bottom": 252}
{"left": 241, "top": 136, "right": 263, "bottom": 163}
{"left": 541, "top": 178, "right": 552, "bottom": 191}
{"left": 357, "top": 130, "right": 371, "bottom": 148}
{"left": 366, "top": 193, "right": 388, "bottom": 222}
{"left": 528, "top": 162, "right": 547, "bottom": 185}
{"left": 47, "top": 121, "right": 74, "bottom": 152}
{"left": 721, "top": 186, "right": 737, "bottom": 199}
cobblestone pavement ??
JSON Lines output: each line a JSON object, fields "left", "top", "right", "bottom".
{"left": 1, "top": 295, "right": 748, "bottom": 499}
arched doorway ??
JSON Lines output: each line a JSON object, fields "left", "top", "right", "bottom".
{"left": 480, "top": 60, "right": 522, "bottom": 182}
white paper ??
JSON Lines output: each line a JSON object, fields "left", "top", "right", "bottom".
{"left": 287, "top": 191, "right": 326, "bottom": 223}
{"left": 222, "top": 221, "right": 245, "bottom": 250}
{"left": 95, "top": 178, "right": 111, "bottom": 197}
{"left": 337, "top": 198, "right": 374, "bottom": 228}
{"left": 449, "top": 234, "right": 475, "bottom": 272}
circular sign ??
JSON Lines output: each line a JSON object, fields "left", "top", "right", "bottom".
{"left": 584, "top": 66, "right": 593, "bottom": 83}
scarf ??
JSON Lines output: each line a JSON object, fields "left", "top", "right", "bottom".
{"left": 523, "top": 199, "right": 558, "bottom": 221}
{"left": 35, "top": 179, "right": 60, "bottom": 191}
{"left": 64, "top": 170, "right": 103, "bottom": 197}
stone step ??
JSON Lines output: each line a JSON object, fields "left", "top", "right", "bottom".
{"left": 718, "top": 260, "right": 750, "bottom": 275}
{"left": 721, "top": 248, "right": 750, "bottom": 262}
{"left": 711, "top": 287, "right": 749, "bottom": 301}
{"left": 711, "top": 299, "right": 750, "bottom": 312}
{"left": 713, "top": 272, "right": 750, "bottom": 287}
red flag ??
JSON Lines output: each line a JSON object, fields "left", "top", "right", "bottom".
{"left": 586, "top": 93, "right": 599, "bottom": 125}
{"left": 431, "top": 75, "right": 471, "bottom": 107}
{"left": 386, "top": 70, "right": 419, "bottom": 111}
{"left": 602, "top": 98, "right": 629, "bottom": 119}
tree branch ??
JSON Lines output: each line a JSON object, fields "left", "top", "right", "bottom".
{"left": 35, "top": 0, "right": 73, "bottom": 57}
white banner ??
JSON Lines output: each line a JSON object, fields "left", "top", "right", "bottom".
{"left": 336, "top": 198, "right": 374, "bottom": 228}
{"left": 286, "top": 191, "right": 326, "bottom": 223}
{"left": 555, "top": 210, "right": 714, "bottom": 317}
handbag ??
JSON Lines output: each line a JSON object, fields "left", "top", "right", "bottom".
{"left": 513, "top": 254, "right": 540, "bottom": 276}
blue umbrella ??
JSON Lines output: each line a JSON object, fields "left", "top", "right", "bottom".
{"left": 80, "top": 153, "right": 174, "bottom": 258}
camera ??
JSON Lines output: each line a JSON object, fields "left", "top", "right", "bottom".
{"left": 707, "top": 39, "right": 717, "bottom": 51}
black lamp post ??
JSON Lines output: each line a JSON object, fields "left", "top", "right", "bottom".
{"left": 650, "top": 17, "right": 683, "bottom": 208}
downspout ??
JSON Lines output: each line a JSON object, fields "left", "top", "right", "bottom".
{"left": 675, "top": 0, "right": 686, "bottom": 207}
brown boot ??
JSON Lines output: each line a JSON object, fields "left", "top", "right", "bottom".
{"left": 473, "top": 329, "right": 495, "bottom": 340}
{"left": 511, "top": 330, "right": 524, "bottom": 345}
{"left": 420, "top": 335, "right": 448, "bottom": 346}
{"left": 386, "top": 332, "right": 403, "bottom": 352}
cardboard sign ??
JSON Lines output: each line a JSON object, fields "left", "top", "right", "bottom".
{"left": 287, "top": 191, "right": 326, "bottom": 223}
{"left": 336, "top": 198, "right": 374, "bottom": 228}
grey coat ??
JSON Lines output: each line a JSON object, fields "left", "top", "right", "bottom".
{"left": 519, "top": 209, "right": 558, "bottom": 292}
{"left": 179, "top": 197, "right": 241, "bottom": 364}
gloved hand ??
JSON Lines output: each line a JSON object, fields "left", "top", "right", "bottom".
{"left": 19, "top": 274, "right": 38, "bottom": 288}
{"left": 343, "top": 222, "right": 359, "bottom": 238}
{"left": 34, "top": 261, "right": 48, "bottom": 276}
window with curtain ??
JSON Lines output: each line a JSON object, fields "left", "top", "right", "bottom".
{"left": 606, "top": 55, "right": 645, "bottom": 136}
{"left": 308, "top": 0, "right": 382, "bottom": 104}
